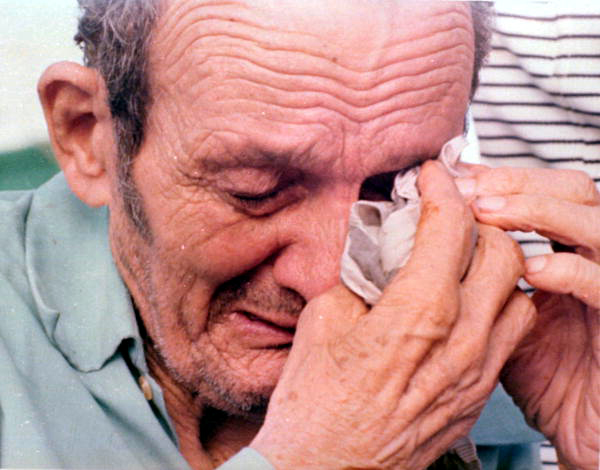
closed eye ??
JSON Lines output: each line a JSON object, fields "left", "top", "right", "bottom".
{"left": 226, "top": 174, "right": 304, "bottom": 215}
{"left": 231, "top": 188, "right": 281, "bottom": 208}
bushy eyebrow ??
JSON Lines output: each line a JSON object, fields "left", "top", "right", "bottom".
{"left": 200, "top": 150, "right": 292, "bottom": 172}
{"left": 196, "top": 139, "right": 437, "bottom": 183}
{"left": 197, "top": 140, "right": 320, "bottom": 176}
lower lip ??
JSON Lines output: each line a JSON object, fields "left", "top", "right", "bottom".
{"left": 229, "top": 311, "right": 295, "bottom": 348}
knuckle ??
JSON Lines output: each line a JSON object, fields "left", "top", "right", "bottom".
{"left": 476, "top": 225, "right": 525, "bottom": 279}
{"left": 480, "top": 224, "right": 524, "bottom": 260}
{"left": 480, "top": 167, "right": 520, "bottom": 193}
{"left": 423, "top": 193, "right": 469, "bottom": 219}
{"left": 511, "top": 291, "right": 537, "bottom": 335}
{"left": 570, "top": 254, "right": 594, "bottom": 290}
{"left": 382, "top": 288, "right": 458, "bottom": 341}
{"left": 419, "top": 196, "right": 474, "bottom": 249}
{"left": 418, "top": 295, "right": 459, "bottom": 336}
{"left": 569, "top": 170, "right": 599, "bottom": 204}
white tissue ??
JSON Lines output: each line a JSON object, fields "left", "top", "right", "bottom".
{"left": 340, "top": 135, "right": 469, "bottom": 305}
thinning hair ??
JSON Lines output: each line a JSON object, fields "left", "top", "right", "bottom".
{"left": 75, "top": 0, "right": 162, "bottom": 237}
{"left": 470, "top": 2, "right": 494, "bottom": 95}
{"left": 74, "top": 0, "right": 494, "bottom": 237}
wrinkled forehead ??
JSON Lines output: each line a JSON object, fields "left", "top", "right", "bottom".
{"left": 147, "top": 0, "right": 474, "bottom": 172}
{"left": 155, "top": 1, "right": 470, "bottom": 56}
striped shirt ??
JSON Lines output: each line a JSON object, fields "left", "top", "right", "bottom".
{"left": 472, "top": 3, "right": 600, "bottom": 470}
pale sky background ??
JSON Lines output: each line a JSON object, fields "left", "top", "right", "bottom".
{"left": 1, "top": 0, "right": 81, "bottom": 153}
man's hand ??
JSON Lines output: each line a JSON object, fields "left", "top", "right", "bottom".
{"left": 457, "top": 166, "right": 600, "bottom": 470}
{"left": 250, "top": 161, "right": 536, "bottom": 470}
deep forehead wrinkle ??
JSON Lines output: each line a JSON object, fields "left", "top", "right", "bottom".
{"left": 154, "top": 1, "right": 470, "bottom": 58}
{"left": 153, "top": 1, "right": 472, "bottom": 78}
{"left": 149, "top": 0, "right": 472, "bottom": 173}
{"left": 168, "top": 29, "right": 470, "bottom": 93}
{"left": 150, "top": 5, "right": 472, "bottom": 124}
{"left": 192, "top": 40, "right": 468, "bottom": 98}
{"left": 156, "top": 1, "right": 470, "bottom": 61}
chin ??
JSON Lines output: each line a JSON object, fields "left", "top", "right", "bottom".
{"left": 202, "top": 348, "right": 291, "bottom": 418}
{"left": 159, "top": 334, "right": 292, "bottom": 418}
{"left": 194, "top": 370, "right": 278, "bottom": 420}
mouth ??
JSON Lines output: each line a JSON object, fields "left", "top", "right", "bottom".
{"left": 230, "top": 310, "right": 296, "bottom": 349}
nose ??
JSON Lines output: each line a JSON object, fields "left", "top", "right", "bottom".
{"left": 271, "top": 187, "right": 355, "bottom": 300}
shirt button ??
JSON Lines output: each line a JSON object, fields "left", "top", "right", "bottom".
{"left": 138, "top": 375, "right": 153, "bottom": 401}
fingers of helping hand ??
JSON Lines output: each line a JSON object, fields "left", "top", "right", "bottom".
{"left": 525, "top": 253, "right": 600, "bottom": 309}
{"left": 456, "top": 167, "right": 600, "bottom": 206}
{"left": 471, "top": 194, "right": 600, "bottom": 256}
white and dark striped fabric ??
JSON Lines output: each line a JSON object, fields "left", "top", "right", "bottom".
{"left": 473, "top": 2, "right": 600, "bottom": 267}
{"left": 473, "top": 3, "right": 600, "bottom": 176}
{"left": 472, "top": 4, "right": 600, "bottom": 470}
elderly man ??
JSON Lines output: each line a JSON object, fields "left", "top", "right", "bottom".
{"left": 0, "top": 1, "right": 597, "bottom": 469}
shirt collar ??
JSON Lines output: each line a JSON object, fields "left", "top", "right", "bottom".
{"left": 25, "top": 173, "right": 144, "bottom": 373}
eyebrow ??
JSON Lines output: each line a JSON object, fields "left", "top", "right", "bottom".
{"left": 200, "top": 148, "right": 303, "bottom": 174}
{"left": 198, "top": 143, "right": 437, "bottom": 178}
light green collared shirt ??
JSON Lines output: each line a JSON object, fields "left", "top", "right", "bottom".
{"left": 0, "top": 173, "right": 540, "bottom": 469}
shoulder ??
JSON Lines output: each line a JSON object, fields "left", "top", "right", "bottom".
{"left": 0, "top": 187, "right": 35, "bottom": 309}
{"left": 0, "top": 173, "right": 89, "bottom": 354}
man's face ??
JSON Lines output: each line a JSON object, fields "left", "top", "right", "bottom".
{"left": 109, "top": 0, "right": 474, "bottom": 415}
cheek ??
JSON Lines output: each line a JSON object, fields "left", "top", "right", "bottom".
{"left": 135, "top": 157, "right": 282, "bottom": 289}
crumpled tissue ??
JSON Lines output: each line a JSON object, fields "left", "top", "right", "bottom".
{"left": 341, "top": 135, "right": 469, "bottom": 305}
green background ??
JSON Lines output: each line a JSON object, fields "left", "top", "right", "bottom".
{"left": 0, "top": 145, "right": 59, "bottom": 190}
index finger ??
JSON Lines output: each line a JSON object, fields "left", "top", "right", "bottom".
{"left": 382, "top": 160, "right": 475, "bottom": 301}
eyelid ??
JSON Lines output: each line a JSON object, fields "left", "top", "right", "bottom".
{"left": 229, "top": 179, "right": 305, "bottom": 215}
{"left": 231, "top": 187, "right": 280, "bottom": 204}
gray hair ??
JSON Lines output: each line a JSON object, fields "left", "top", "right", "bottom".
{"left": 75, "top": 0, "right": 162, "bottom": 237}
{"left": 74, "top": 0, "right": 493, "bottom": 237}
{"left": 470, "top": 2, "right": 494, "bottom": 96}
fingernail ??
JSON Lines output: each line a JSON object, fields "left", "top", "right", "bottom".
{"left": 455, "top": 178, "right": 476, "bottom": 199}
{"left": 476, "top": 196, "right": 506, "bottom": 212}
{"left": 526, "top": 256, "right": 548, "bottom": 273}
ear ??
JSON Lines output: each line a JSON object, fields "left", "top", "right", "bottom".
{"left": 38, "top": 61, "right": 114, "bottom": 207}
